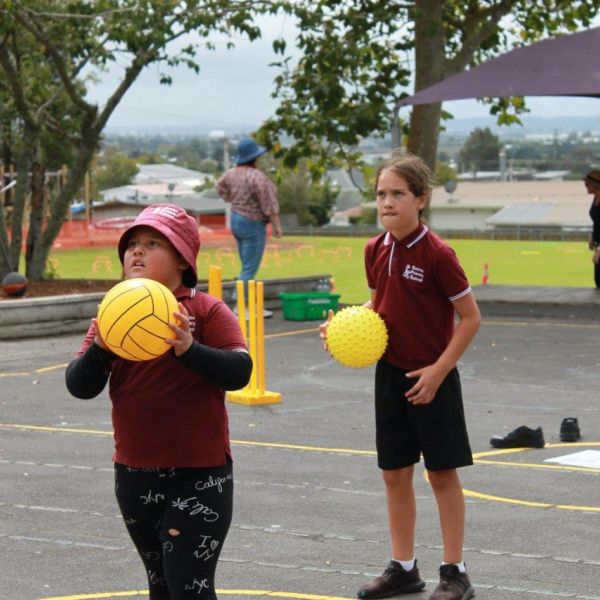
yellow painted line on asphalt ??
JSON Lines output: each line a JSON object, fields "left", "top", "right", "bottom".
{"left": 0, "top": 423, "right": 374, "bottom": 455}
{"left": 4, "top": 424, "right": 599, "bottom": 512}
{"left": 265, "top": 327, "right": 319, "bottom": 339}
{"left": 462, "top": 487, "right": 600, "bottom": 512}
{"left": 231, "top": 438, "right": 375, "bottom": 456}
{"left": 0, "top": 329, "right": 314, "bottom": 379}
{"left": 0, "top": 363, "right": 67, "bottom": 378}
{"left": 218, "top": 592, "right": 351, "bottom": 600}
{"left": 466, "top": 444, "right": 600, "bottom": 512}
{"left": 474, "top": 458, "right": 599, "bottom": 474}
{"left": 482, "top": 318, "right": 600, "bottom": 329}
{"left": 40, "top": 593, "right": 146, "bottom": 600}
{"left": 0, "top": 424, "right": 113, "bottom": 436}
{"left": 1, "top": 320, "right": 598, "bottom": 380}
{"left": 36, "top": 363, "right": 68, "bottom": 373}
{"left": 0, "top": 371, "right": 29, "bottom": 378}
{"left": 3, "top": 423, "right": 599, "bottom": 461}
{"left": 39, "top": 590, "right": 353, "bottom": 600}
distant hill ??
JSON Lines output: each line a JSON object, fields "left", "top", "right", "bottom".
{"left": 104, "top": 115, "right": 600, "bottom": 139}
{"left": 442, "top": 115, "right": 600, "bottom": 137}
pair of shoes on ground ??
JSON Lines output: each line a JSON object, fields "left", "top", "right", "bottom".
{"left": 489, "top": 417, "right": 581, "bottom": 448}
{"left": 559, "top": 417, "right": 581, "bottom": 442}
{"left": 357, "top": 560, "right": 474, "bottom": 599}
{"left": 489, "top": 425, "right": 545, "bottom": 448}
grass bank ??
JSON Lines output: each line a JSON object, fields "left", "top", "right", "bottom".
{"left": 42, "top": 236, "right": 593, "bottom": 304}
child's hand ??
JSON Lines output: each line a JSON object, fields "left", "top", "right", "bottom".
{"left": 319, "top": 309, "right": 334, "bottom": 351}
{"left": 91, "top": 318, "right": 109, "bottom": 351}
{"left": 167, "top": 303, "right": 194, "bottom": 356}
{"left": 405, "top": 364, "right": 445, "bottom": 405}
{"left": 593, "top": 248, "right": 600, "bottom": 264}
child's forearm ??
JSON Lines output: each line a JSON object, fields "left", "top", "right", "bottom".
{"left": 434, "top": 314, "right": 481, "bottom": 377}
{"left": 175, "top": 342, "right": 253, "bottom": 390}
{"left": 65, "top": 343, "right": 113, "bottom": 399}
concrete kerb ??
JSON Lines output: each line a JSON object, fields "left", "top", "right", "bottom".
{"left": 472, "top": 284, "right": 600, "bottom": 320}
{"left": 0, "top": 275, "right": 331, "bottom": 340}
{"left": 2, "top": 281, "right": 599, "bottom": 340}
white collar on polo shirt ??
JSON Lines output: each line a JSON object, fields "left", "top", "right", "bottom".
{"left": 383, "top": 225, "right": 429, "bottom": 248}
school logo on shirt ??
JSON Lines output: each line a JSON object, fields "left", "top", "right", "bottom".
{"left": 403, "top": 264, "right": 424, "bottom": 282}
{"left": 188, "top": 315, "right": 196, "bottom": 333}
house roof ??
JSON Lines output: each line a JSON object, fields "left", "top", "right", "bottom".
{"left": 135, "top": 163, "right": 211, "bottom": 188}
{"left": 98, "top": 186, "right": 226, "bottom": 214}
{"left": 431, "top": 180, "right": 591, "bottom": 227}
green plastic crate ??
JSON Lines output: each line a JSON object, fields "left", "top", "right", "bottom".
{"left": 279, "top": 292, "right": 341, "bottom": 321}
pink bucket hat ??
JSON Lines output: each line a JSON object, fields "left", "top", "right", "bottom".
{"left": 118, "top": 204, "right": 201, "bottom": 288}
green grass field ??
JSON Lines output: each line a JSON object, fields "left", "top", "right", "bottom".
{"left": 43, "top": 236, "right": 593, "bottom": 304}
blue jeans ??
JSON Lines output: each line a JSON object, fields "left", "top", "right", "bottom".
{"left": 230, "top": 211, "right": 267, "bottom": 297}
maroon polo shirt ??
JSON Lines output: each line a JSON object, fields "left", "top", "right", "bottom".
{"left": 77, "top": 286, "right": 247, "bottom": 468}
{"left": 365, "top": 225, "right": 471, "bottom": 371}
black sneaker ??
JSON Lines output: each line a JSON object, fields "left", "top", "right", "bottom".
{"left": 428, "top": 564, "right": 475, "bottom": 600}
{"left": 357, "top": 560, "right": 425, "bottom": 598}
{"left": 490, "top": 425, "right": 544, "bottom": 448}
{"left": 560, "top": 417, "right": 581, "bottom": 442}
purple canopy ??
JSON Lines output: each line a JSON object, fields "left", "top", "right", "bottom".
{"left": 398, "top": 27, "right": 600, "bottom": 108}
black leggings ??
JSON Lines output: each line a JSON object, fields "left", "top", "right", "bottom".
{"left": 114, "top": 462, "right": 233, "bottom": 600}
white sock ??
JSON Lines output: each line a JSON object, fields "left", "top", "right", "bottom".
{"left": 442, "top": 561, "right": 466, "bottom": 573}
{"left": 392, "top": 558, "right": 415, "bottom": 571}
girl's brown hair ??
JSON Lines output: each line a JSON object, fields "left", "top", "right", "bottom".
{"left": 375, "top": 153, "right": 436, "bottom": 216}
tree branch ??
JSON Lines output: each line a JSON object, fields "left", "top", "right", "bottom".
{"left": 0, "top": 40, "right": 37, "bottom": 131}
{"left": 13, "top": 5, "right": 95, "bottom": 116}
{"left": 445, "top": 0, "right": 514, "bottom": 75}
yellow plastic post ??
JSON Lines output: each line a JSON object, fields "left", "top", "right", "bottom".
{"left": 235, "top": 280, "right": 247, "bottom": 343}
{"left": 247, "top": 280, "right": 258, "bottom": 393}
{"left": 256, "top": 281, "right": 265, "bottom": 394}
{"left": 227, "top": 279, "right": 281, "bottom": 405}
{"left": 208, "top": 265, "right": 222, "bottom": 299}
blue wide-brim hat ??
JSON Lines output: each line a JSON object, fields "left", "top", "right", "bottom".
{"left": 234, "top": 138, "right": 267, "bottom": 165}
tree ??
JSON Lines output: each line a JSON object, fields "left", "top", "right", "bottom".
{"left": 93, "top": 147, "right": 139, "bottom": 193}
{"left": 260, "top": 1, "right": 597, "bottom": 176}
{"left": 0, "top": 24, "right": 81, "bottom": 276}
{"left": 262, "top": 156, "right": 339, "bottom": 226}
{"left": 0, "top": 0, "right": 284, "bottom": 280}
{"left": 459, "top": 127, "right": 501, "bottom": 173}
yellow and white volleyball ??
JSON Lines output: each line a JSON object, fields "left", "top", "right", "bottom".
{"left": 326, "top": 306, "right": 388, "bottom": 369}
{"left": 97, "top": 278, "right": 179, "bottom": 361}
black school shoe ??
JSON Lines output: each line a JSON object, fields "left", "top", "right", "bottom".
{"left": 357, "top": 560, "right": 426, "bottom": 598}
{"left": 560, "top": 417, "right": 581, "bottom": 442}
{"left": 490, "top": 425, "right": 545, "bottom": 448}
{"left": 428, "top": 564, "right": 475, "bottom": 600}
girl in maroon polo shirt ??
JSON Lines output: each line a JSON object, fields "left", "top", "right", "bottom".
{"left": 66, "top": 204, "right": 252, "bottom": 600}
{"left": 321, "top": 156, "right": 480, "bottom": 600}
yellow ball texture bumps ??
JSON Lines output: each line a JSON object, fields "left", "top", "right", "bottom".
{"left": 97, "top": 278, "right": 179, "bottom": 361}
{"left": 327, "top": 306, "right": 388, "bottom": 368}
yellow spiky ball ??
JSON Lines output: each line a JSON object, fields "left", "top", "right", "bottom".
{"left": 327, "top": 305, "right": 388, "bottom": 369}
{"left": 97, "top": 278, "right": 179, "bottom": 361}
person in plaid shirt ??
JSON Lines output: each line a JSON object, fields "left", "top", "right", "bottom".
{"left": 216, "top": 138, "right": 282, "bottom": 315}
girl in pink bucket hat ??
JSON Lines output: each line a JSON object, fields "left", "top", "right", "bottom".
{"left": 66, "top": 203, "right": 252, "bottom": 598}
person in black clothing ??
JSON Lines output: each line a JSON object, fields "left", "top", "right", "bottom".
{"left": 585, "top": 169, "right": 600, "bottom": 288}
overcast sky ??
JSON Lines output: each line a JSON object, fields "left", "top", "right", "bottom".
{"left": 84, "top": 15, "right": 600, "bottom": 133}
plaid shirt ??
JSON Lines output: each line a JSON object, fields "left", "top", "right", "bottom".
{"left": 216, "top": 166, "right": 279, "bottom": 221}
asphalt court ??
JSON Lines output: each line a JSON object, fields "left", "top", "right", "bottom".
{"left": 1, "top": 310, "right": 600, "bottom": 600}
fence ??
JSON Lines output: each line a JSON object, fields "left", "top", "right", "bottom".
{"left": 283, "top": 224, "right": 592, "bottom": 242}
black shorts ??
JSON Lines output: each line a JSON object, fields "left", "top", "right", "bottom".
{"left": 374, "top": 360, "right": 473, "bottom": 471}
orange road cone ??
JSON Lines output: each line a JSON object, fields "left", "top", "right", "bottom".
{"left": 482, "top": 262, "right": 489, "bottom": 285}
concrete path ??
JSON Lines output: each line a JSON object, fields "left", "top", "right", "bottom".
{"left": 1, "top": 287, "right": 599, "bottom": 599}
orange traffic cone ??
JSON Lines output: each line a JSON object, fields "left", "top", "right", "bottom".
{"left": 482, "top": 263, "right": 489, "bottom": 285}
